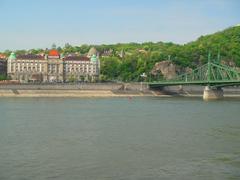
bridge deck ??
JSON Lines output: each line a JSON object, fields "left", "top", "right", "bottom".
{"left": 149, "top": 80, "right": 240, "bottom": 88}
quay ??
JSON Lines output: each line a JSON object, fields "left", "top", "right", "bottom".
{"left": 0, "top": 83, "right": 240, "bottom": 98}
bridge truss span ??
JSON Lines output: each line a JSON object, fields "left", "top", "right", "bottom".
{"left": 148, "top": 54, "right": 240, "bottom": 100}
{"left": 149, "top": 61, "right": 240, "bottom": 88}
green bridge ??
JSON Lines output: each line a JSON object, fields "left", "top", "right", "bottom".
{"left": 148, "top": 53, "right": 240, "bottom": 100}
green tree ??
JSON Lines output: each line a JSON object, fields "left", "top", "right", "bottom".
{"left": 100, "top": 57, "right": 121, "bottom": 81}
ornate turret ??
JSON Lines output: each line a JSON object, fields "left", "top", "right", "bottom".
{"left": 88, "top": 47, "right": 98, "bottom": 57}
{"left": 48, "top": 49, "right": 60, "bottom": 59}
{"left": 60, "top": 53, "right": 65, "bottom": 59}
{"left": 8, "top": 52, "right": 16, "bottom": 60}
{"left": 90, "top": 54, "right": 98, "bottom": 62}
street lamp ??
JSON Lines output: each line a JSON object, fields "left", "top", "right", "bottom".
{"left": 140, "top": 73, "right": 147, "bottom": 91}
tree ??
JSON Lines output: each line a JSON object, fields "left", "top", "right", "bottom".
{"left": 100, "top": 57, "right": 121, "bottom": 81}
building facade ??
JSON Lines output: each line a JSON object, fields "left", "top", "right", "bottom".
{"left": 0, "top": 54, "right": 7, "bottom": 77}
{"left": 7, "top": 49, "right": 100, "bottom": 83}
{"left": 0, "top": 58, "right": 7, "bottom": 76}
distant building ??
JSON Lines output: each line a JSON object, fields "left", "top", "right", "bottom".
{"left": 119, "top": 49, "right": 125, "bottom": 58}
{"left": 7, "top": 48, "right": 100, "bottom": 83}
{"left": 101, "top": 49, "right": 113, "bottom": 57}
{"left": 0, "top": 54, "right": 7, "bottom": 76}
{"left": 0, "top": 54, "right": 6, "bottom": 59}
{"left": 87, "top": 47, "right": 98, "bottom": 57}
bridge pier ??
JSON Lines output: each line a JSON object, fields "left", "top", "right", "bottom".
{"left": 203, "top": 86, "right": 223, "bottom": 100}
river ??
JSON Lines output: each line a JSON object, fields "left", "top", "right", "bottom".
{"left": 0, "top": 97, "right": 240, "bottom": 179}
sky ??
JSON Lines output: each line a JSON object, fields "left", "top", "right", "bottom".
{"left": 0, "top": 0, "right": 239, "bottom": 51}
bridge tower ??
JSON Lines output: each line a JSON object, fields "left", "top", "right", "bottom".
{"left": 203, "top": 52, "right": 223, "bottom": 100}
{"left": 203, "top": 86, "right": 224, "bottom": 100}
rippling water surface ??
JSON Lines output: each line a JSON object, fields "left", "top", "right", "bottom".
{"left": 0, "top": 97, "right": 240, "bottom": 180}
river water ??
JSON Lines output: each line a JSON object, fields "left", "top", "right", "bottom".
{"left": 0, "top": 97, "right": 240, "bottom": 180}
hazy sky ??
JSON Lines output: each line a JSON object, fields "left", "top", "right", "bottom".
{"left": 0, "top": 0, "right": 239, "bottom": 51}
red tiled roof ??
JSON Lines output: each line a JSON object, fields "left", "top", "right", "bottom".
{"left": 0, "top": 54, "right": 6, "bottom": 59}
{"left": 48, "top": 49, "right": 59, "bottom": 56}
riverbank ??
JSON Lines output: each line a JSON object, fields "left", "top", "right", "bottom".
{"left": 0, "top": 83, "right": 240, "bottom": 98}
{"left": 0, "top": 83, "right": 151, "bottom": 97}
{"left": 0, "top": 89, "right": 240, "bottom": 98}
{"left": 0, "top": 89, "right": 155, "bottom": 97}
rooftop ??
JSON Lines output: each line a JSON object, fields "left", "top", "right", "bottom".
{"left": 16, "top": 54, "right": 45, "bottom": 60}
{"left": 63, "top": 56, "right": 90, "bottom": 61}
{"left": 0, "top": 54, "right": 6, "bottom": 59}
{"left": 48, "top": 49, "right": 60, "bottom": 56}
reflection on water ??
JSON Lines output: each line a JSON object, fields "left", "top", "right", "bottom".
{"left": 0, "top": 97, "right": 240, "bottom": 179}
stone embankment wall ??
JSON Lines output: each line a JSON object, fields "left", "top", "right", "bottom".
{"left": 0, "top": 83, "right": 151, "bottom": 97}
{"left": 153, "top": 85, "right": 240, "bottom": 96}
{"left": 0, "top": 83, "right": 239, "bottom": 97}
{"left": 0, "top": 83, "right": 149, "bottom": 91}
{"left": 0, "top": 90, "right": 124, "bottom": 97}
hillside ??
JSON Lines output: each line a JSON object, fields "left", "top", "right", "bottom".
{"left": 1, "top": 25, "right": 240, "bottom": 81}
{"left": 182, "top": 25, "right": 240, "bottom": 66}
{"left": 98, "top": 26, "right": 240, "bottom": 81}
